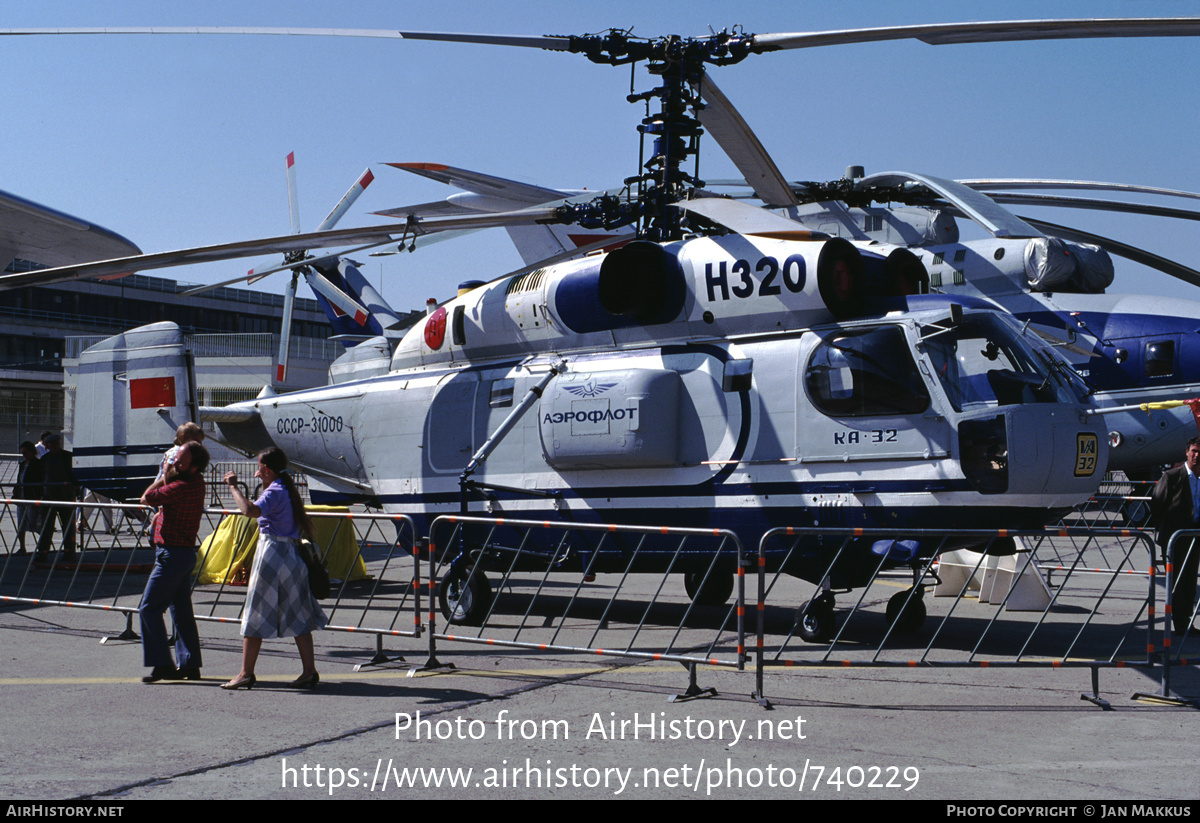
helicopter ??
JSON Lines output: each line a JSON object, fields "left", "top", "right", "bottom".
{"left": 368, "top": 159, "right": 1200, "bottom": 479}
{"left": 13, "top": 16, "right": 1200, "bottom": 633}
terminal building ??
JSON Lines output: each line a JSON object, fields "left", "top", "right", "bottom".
{"left": 1, "top": 268, "right": 352, "bottom": 451}
{"left": 0, "top": 189, "right": 421, "bottom": 457}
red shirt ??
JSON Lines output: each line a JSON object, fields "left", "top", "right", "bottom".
{"left": 144, "top": 473, "right": 206, "bottom": 547}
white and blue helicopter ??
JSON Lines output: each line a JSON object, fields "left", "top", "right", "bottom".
{"left": 8, "top": 18, "right": 1200, "bottom": 632}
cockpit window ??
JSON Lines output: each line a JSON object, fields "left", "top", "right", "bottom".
{"left": 805, "top": 326, "right": 930, "bottom": 417}
{"left": 923, "top": 314, "right": 1069, "bottom": 411}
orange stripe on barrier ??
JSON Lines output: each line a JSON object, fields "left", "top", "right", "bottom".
{"left": 1057, "top": 530, "right": 1068, "bottom": 537}
{"left": 907, "top": 661, "right": 917, "bottom": 667}
{"left": 653, "top": 653, "right": 662, "bottom": 660}
{"left": 784, "top": 660, "right": 794, "bottom": 667}
{"left": 660, "top": 527, "right": 670, "bottom": 534}
{"left": 608, "top": 525, "right": 617, "bottom": 532}
{"left": 1117, "top": 661, "right": 1126, "bottom": 668}
{"left": 737, "top": 607, "right": 745, "bottom": 617}
{"left": 786, "top": 527, "right": 794, "bottom": 535}
{"left": 737, "top": 645, "right": 745, "bottom": 654}
{"left": 853, "top": 528, "right": 863, "bottom": 536}
{"left": 596, "top": 649, "right": 606, "bottom": 655}
{"left": 543, "top": 521, "right": 551, "bottom": 528}
{"left": 757, "top": 603, "right": 765, "bottom": 611}
{"left": 758, "top": 557, "right": 766, "bottom": 567}
{"left": 997, "top": 529, "right": 1008, "bottom": 537}
{"left": 980, "top": 661, "right": 989, "bottom": 668}
{"left": 756, "top": 638, "right": 764, "bottom": 649}
{"left": 1148, "top": 644, "right": 1155, "bottom": 654}
{"left": 539, "top": 644, "right": 549, "bottom": 650}
{"left": 1052, "top": 661, "right": 1061, "bottom": 668}
{"left": 1166, "top": 604, "right": 1174, "bottom": 614}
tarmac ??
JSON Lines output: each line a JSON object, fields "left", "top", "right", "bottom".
{"left": 2, "top": 594, "right": 1200, "bottom": 801}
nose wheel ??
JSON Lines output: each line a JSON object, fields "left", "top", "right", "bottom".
{"left": 438, "top": 568, "right": 493, "bottom": 626}
{"left": 796, "top": 592, "right": 836, "bottom": 643}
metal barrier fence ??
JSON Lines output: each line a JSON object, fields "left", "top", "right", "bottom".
{"left": 1163, "top": 529, "right": 1200, "bottom": 700}
{"left": 3, "top": 494, "right": 1199, "bottom": 709}
{"left": 1057, "top": 474, "right": 1155, "bottom": 532}
{"left": 0, "top": 497, "right": 422, "bottom": 667}
{"left": 752, "top": 527, "right": 1163, "bottom": 707}
{"left": 191, "top": 507, "right": 421, "bottom": 666}
{"left": 425, "top": 515, "right": 746, "bottom": 697}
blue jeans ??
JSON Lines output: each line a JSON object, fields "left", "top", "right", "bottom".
{"left": 139, "top": 544, "right": 202, "bottom": 669}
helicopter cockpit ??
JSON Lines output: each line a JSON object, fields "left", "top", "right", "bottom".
{"left": 920, "top": 313, "right": 1076, "bottom": 411}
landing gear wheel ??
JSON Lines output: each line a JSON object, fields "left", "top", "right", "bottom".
{"left": 797, "top": 594, "right": 835, "bottom": 643}
{"left": 683, "top": 570, "right": 735, "bottom": 606}
{"left": 438, "top": 569, "right": 493, "bottom": 626}
{"left": 885, "top": 588, "right": 926, "bottom": 634}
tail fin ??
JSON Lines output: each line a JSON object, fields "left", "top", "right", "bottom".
{"left": 70, "top": 322, "right": 194, "bottom": 501}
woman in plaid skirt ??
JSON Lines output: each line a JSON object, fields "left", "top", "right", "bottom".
{"left": 220, "top": 447, "right": 326, "bottom": 690}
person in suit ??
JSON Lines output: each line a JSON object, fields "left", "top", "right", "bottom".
{"left": 1152, "top": 435, "right": 1200, "bottom": 636}
{"left": 35, "top": 433, "right": 76, "bottom": 561}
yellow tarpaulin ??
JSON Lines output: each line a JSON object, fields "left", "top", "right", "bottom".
{"left": 194, "top": 507, "right": 371, "bottom": 585}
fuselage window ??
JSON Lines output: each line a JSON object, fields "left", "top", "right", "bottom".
{"left": 805, "top": 325, "right": 930, "bottom": 417}
{"left": 1145, "top": 340, "right": 1176, "bottom": 378}
{"left": 488, "top": 378, "right": 514, "bottom": 408}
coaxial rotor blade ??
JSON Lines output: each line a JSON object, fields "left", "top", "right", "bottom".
{"left": 750, "top": 18, "right": 1200, "bottom": 52}
{"left": 987, "top": 193, "right": 1200, "bottom": 222}
{"left": 7, "top": 19, "right": 1198, "bottom": 55}
{"left": 690, "top": 72, "right": 798, "bottom": 208}
{"left": 857, "top": 172, "right": 1043, "bottom": 238}
{"left": 962, "top": 179, "right": 1200, "bottom": 202}
{"left": 0, "top": 206, "right": 565, "bottom": 289}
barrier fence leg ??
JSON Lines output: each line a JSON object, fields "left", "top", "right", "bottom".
{"left": 354, "top": 634, "right": 407, "bottom": 670}
{"left": 99, "top": 611, "right": 139, "bottom": 644}
{"left": 669, "top": 662, "right": 717, "bottom": 703}
{"left": 1079, "top": 665, "right": 1113, "bottom": 710}
{"left": 411, "top": 537, "right": 455, "bottom": 677}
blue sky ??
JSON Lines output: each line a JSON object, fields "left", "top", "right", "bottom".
{"left": 1, "top": 0, "right": 1197, "bottom": 313}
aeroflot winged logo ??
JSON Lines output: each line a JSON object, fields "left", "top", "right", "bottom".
{"left": 563, "top": 380, "right": 619, "bottom": 399}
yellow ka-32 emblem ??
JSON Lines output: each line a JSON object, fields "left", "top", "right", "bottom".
{"left": 1075, "top": 433, "right": 1099, "bottom": 477}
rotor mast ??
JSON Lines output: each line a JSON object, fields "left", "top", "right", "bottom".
{"left": 559, "top": 29, "right": 753, "bottom": 242}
